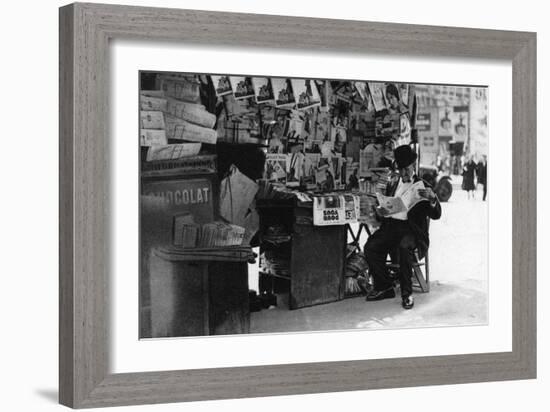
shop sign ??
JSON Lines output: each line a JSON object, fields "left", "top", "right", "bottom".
{"left": 416, "top": 113, "right": 431, "bottom": 131}
{"left": 142, "top": 178, "right": 214, "bottom": 223}
{"left": 421, "top": 135, "right": 438, "bottom": 152}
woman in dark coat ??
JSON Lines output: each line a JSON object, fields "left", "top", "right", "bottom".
{"left": 461, "top": 156, "right": 477, "bottom": 199}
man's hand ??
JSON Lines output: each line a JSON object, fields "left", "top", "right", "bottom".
{"left": 375, "top": 206, "right": 390, "bottom": 217}
{"left": 417, "top": 187, "right": 437, "bottom": 202}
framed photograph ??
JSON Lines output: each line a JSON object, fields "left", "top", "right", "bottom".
{"left": 59, "top": 3, "right": 536, "bottom": 408}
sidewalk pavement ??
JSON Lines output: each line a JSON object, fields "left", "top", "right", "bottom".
{"left": 249, "top": 186, "right": 488, "bottom": 334}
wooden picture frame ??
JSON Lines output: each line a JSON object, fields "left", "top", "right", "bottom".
{"left": 59, "top": 2, "right": 536, "bottom": 408}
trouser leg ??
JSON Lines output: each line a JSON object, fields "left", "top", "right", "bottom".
{"left": 398, "top": 234, "right": 416, "bottom": 299}
{"left": 483, "top": 183, "right": 487, "bottom": 201}
{"left": 364, "top": 225, "right": 395, "bottom": 291}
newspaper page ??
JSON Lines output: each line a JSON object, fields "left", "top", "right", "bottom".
{"left": 375, "top": 180, "right": 428, "bottom": 217}
{"left": 400, "top": 180, "right": 428, "bottom": 210}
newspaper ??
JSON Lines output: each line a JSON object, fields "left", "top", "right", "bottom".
{"left": 375, "top": 180, "right": 428, "bottom": 217}
{"left": 313, "top": 194, "right": 360, "bottom": 226}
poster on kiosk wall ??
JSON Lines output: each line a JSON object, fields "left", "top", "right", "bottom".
{"left": 313, "top": 194, "right": 360, "bottom": 226}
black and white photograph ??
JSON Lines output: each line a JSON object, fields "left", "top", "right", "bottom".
{"left": 139, "top": 70, "right": 489, "bottom": 339}
{"left": 4, "top": 0, "right": 542, "bottom": 409}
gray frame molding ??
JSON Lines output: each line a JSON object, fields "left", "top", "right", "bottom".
{"left": 59, "top": 2, "right": 536, "bottom": 408}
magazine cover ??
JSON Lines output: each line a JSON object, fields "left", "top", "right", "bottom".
{"left": 291, "top": 78, "right": 321, "bottom": 110}
{"left": 264, "top": 153, "right": 288, "bottom": 182}
{"left": 399, "top": 83, "right": 410, "bottom": 106}
{"left": 252, "top": 77, "right": 275, "bottom": 104}
{"left": 331, "top": 125, "right": 347, "bottom": 153}
{"left": 383, "top": 83, "right": 403, "bottom": 114}
{"left": 304, "top": 153, "right": 321, "bottom": 186}
{"left": 354, "top": 81, "right": 375, "bottom": 111}
{"left": 229, "top": 76, "right": 255, "bottom": 100}
{"left": 315, "top": 80, "right": 330, "bottom": 111}
{"left": 367, "top": 82, "right": 387, "bottom": 111}
{"left": 271, "top": 78, "right": 296, "bottom": 108}
{"left": 210, "top": 75, "right": 232, "bottom": 97}
{"left": 397, "top": 113, "right": 412, "bottom": 146}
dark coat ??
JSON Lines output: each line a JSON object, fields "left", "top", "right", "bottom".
{"left": 462, "top": 160, "right": 477, "bottom": 191}
{"left": 384, "top": 175, "right": 442, "bottom": 259}
{"left": 476, "top": 161, "right": 487, "bottom": 185}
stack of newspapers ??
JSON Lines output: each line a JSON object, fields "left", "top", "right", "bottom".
{"left": 159, "top": 75, "right": 217, "bottom": 144}
{"left": 140, "top": 74, "right": 219, "bottom": 161}
{"left": 140, "top": 90, "right": 168, "bottom": 147}
{"left": 173, "top": 217, "right": 245, "bottom": 249}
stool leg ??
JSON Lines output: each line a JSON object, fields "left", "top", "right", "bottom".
{"left": 412, "top": 264, "right": 428, "bottom": 293}
{"left": 424, "top": 250, "right": 430, "bottom": 292}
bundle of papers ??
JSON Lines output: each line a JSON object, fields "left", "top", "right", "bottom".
{"left": 140, "top": 129, "right": 167, "bottom": 147}
{"left": 140, "top": 91, "right": 168, "bottom": 148}
{"left": 159, "top": 76, "right": 201, "bottom": 103}
{"left": 164, "top": 114, "right": 218, "bottom": 144}
{"left": 140, "top": 110, "right": 165, "bottom": 130}
{"left": 146, "top": 143, "right": 201, "bottom": 162}
{"left": 197, "top": 222, "right": 245, "bottom": 248}
{"left": 173, "top": 220, "right": 246, "bottom": 249}
{"left": 140, "top": 94, "right": 167, "bottom": 111}
{"left": 165, "top": 98, "right": 216, "bottom": 129}
{"left": 260, "top": 251, "right": 291, "bottom": 277}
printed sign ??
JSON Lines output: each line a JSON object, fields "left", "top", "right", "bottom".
{"left": 142, "top": 178, "right": 214, "bottom": 224}
{"left": 313, "top": 194, "right": 360, "bottom": 226}
{"left": 416, "top": 113, "right": 431, "bottom": 132}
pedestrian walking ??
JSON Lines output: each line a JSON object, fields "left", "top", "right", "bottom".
{"left": 476, "top": 155, "right": 487, "bottom": 201}
{"left": 461, "top": 155, "right": 477, "bottom": 199}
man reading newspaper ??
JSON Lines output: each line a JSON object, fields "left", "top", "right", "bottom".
{"left": 364, "top": 145, "right": 442, "bottom": 309}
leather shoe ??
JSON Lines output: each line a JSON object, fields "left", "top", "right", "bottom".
{"left": 402, "top": 295, "right": 414, "bottom": 309}
{"left": 366, "top": 287, "right": 395, "bottom": 301}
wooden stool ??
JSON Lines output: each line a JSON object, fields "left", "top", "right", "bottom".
{"left": 386, "top": 248, "right": 430, "bottom": 293}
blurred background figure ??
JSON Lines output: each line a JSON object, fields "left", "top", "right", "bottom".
{"left": 461, "top": 155, "right": 477, "bottom": 199}
{"left": 476, "top": 155, "right": 487, "bottom": 201}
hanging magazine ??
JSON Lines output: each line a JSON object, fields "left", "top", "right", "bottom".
{"left": 220, "top": 165, "right": 259, "bottom": 227}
